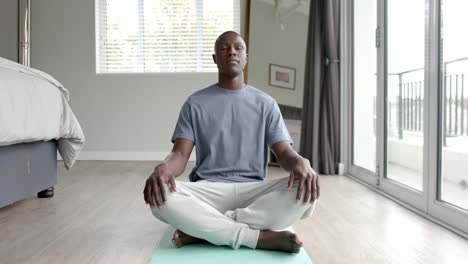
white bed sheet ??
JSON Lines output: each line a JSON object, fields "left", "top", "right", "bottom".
{"left": 0, "top": 57, "right": 85, "bottom": 169}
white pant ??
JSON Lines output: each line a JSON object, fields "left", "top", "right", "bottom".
{"left": 150, "top": 177, "right": 316, "bottom": 249}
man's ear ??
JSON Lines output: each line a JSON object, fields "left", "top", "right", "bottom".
{"left": 246, "top": 53, "right": 248, "bottom": 63}
{"left": 212, "top": 54, "right": 216, "bottom": 64}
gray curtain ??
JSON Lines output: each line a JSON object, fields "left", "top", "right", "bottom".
{"left": 300, "top": 0, "right": 340, "bottom": 175}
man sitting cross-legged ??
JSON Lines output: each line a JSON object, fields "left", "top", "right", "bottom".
{"left": 143, "top": 31, "right": 319, "bottom": 253}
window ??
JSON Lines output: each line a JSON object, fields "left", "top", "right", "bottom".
{"left": 95, "top": 0, "right": 241, "bottom": 73}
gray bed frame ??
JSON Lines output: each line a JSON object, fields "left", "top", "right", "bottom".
{"left": 0, "top": 140, "right": 57, "bottom": 208}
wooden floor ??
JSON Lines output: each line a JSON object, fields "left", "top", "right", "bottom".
{"left": 1, "top": 161, "right": 467, "bottom": 264}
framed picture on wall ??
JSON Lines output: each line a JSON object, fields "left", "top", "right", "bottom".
{"left": 268, "top": 64, "right": 296, "bottom": 90}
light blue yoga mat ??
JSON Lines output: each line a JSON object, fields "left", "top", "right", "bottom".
{"left": 151, "top": 227, "right": 312, "bottom": 263}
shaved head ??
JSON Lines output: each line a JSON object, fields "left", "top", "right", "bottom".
{"left": 212, "top": 30, "right": 248, "bottom": 79}
{"left": 214, "top": 31, "right": 244, "bottom": 51}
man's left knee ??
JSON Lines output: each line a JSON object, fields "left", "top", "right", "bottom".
{"left": 300, "top": 200, "right": 317, "bottom": 219}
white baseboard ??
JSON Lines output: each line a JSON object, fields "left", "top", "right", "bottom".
{"left": 58, "top": 151, "right": 196, "bottom": 161}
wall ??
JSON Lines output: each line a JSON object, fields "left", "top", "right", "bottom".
{"left": 0, "top": 0, "right": 18, "bottom": 61}
{"left": 247, "top": 0, "right": 308, "bottom": 108}
{"left": 29, "top": 0, "right": 246, "bottom": 160}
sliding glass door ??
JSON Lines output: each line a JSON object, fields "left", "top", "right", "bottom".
{"left": 428, "top": 0, "right": 468, "bottom": 233}
{"left": 379, "top": 0, "right": 428, "bottom": 211}
{"left": 346, "top": 0, "right": 468, "bottom": 235}
{"left": 438, "top": 0, "right": 468, "bottom": 212}
{"left": 350, "top": 0, "right": 377, "bottom": 184}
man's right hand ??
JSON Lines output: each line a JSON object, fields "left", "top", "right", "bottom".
{"left": 143, "top": 139, "right": 194, "bottom": 208}
{"left": 143, "top": 165, "right": 177, "bottom": 208}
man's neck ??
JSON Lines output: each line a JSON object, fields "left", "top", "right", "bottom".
{"left": 217, "top": 75, "right": 245, "bottom": 90}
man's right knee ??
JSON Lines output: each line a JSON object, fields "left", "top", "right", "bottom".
{"left": 150, "top": 195, "right": 168, "bottom": 223}
{"left": 149, "top": 185, "right": 177, "bottom": 223}
{"left": 149, "top": 185, "right": 191, "bottom": 223}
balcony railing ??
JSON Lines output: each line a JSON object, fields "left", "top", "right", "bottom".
{"left": 387, "top": 57, "right": 468, "bottom": 144}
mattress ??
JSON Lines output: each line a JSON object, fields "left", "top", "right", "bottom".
{"left": 0, "top": 57, "right": 85, "bottom": 169}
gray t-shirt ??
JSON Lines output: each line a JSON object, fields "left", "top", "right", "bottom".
{"left": 171, "top": 84, "right": 292, "bottom": 182}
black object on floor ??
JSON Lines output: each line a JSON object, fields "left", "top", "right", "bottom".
{"left": 37, "top": 187, "right": 54, "bottom": 198}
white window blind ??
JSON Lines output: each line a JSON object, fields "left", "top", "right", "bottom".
{"left": 96, "top": 0, "right": 241, "bottom": 73}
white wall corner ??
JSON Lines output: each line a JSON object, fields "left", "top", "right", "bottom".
{"left": 338, "top": 163, "right": 346, "bottom": 175}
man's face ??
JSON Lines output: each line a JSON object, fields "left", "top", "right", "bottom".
{"left": 212, "top": 33, "right": 248, "bottom": 77}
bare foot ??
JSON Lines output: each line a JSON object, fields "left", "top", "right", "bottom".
{"left": 172, "top": 229, "right": 206, "bottom": 248}
{"left": 256, "top": 230, "right": 303, "bottom": 253}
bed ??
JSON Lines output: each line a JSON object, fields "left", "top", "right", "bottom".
{"left": 0, "top": 57, "right": 85, "bottom": 208}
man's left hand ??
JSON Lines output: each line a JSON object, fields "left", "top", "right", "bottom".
{"left": 287, "top": 156, "right": 320, "bottom": 204}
